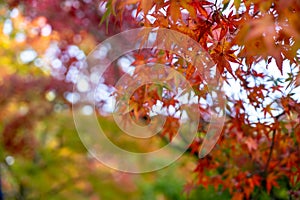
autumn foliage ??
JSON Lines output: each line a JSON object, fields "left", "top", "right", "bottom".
{"left": 1, "top": 0, "right": 300, "bottom": 199}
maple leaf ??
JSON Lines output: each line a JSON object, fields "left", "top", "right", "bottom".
{"left": 140, "top": 0, "right": 153, "bottom": 15}
{"left": 232, "top": 192, "right": 244, "bottom": 200}
{"left": 266, "top": 173, "right": 279, "bottom": 193}
{"left": 161, "top": 116, "right": 180, "bottom": 140}
{"left": 168, "top": 0, "right": 181, "bottom": 23}
{"left": 244, "top": 137, "right": 258, "bottom": 152}
{"left": 183, "top": 182, "right": 196, "bottom": 197}
{"left": 190, "top": 1, "right": 209, "bottom": 18}
{"left": 263, "top": 103, "right": 275, "bottom": 117}
{"left": 210, "top": 42, "right": 240, "bottom": 78}
{"left": 247, "top": 174, "right": 261, "bottom": 189}
{"left": 185, "top": 63, "right": 196, "bottom": 79}
{"left": 189, "top": 140, "right": 200, "bottom": 155}
{"left": 234, "top": 0, "right": 241, "bottom": 10}
{"left": 180, "top": 1, "right": 197, "bottom": 18}
{"left": 271, "top": 85, "right": 283, "bottom": 93}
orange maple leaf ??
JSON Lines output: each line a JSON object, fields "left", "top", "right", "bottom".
{"left": 266, "top": 173, "right": 279, "bottom": 193}
{"left": 244, "top": 137, "right": 258, "bottom": 152}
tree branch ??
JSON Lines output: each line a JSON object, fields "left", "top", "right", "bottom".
{"left": 264, "top": 129, "right": 276, "bottom": 174}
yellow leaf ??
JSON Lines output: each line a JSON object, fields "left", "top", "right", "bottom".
{"left": 180, "top": 1, "right": 196, "bottom": 18}
{"left": 234, "top": 0, "right": 241, "bottom": 10}
{"left": 169, "top": 0, "right": 181, "bottom": 22}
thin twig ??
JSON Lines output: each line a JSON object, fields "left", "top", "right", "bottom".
{"left": 264, "top": 129, "right": 276, "bottom": 174}
{"left": 264, "top": 112, "right": 285, "bottom": 174}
